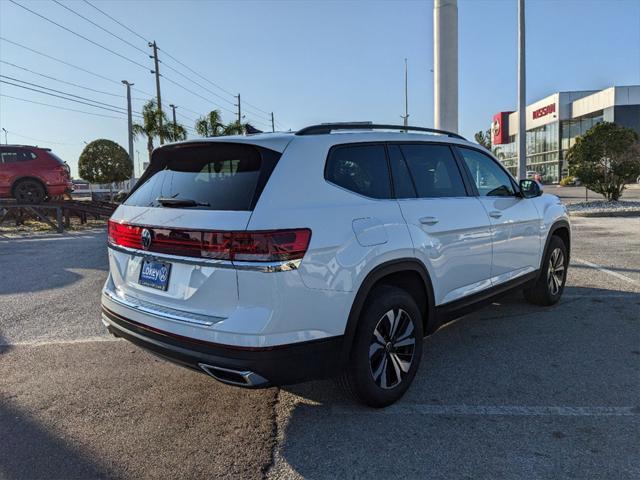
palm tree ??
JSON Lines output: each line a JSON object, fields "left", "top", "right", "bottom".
{"left": 166, "top": 122, "right": 187, "bottom": 142}
{"left": 195, "top": 109, "right": 225, "bottom": 137}
{"left": 195, "top": 110, "right": 246, "bottom": 137}
{"left": 132, "top": 100, "right": 165, "bottom": 159}
{"left": 222, "top": 120, "right": 244, "bottom": 136}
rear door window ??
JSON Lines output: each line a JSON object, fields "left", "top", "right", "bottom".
{"left": 396, "top": 144, "right": 467, "bottom": 198}
{"left": 325, "top": 144, "right": 391, "bottom": 199}
{"left": 125, "top": 143, "right": 280, "bottom": 211}
{"left": 0, "top": 148, "right": 36, "bottom": 163}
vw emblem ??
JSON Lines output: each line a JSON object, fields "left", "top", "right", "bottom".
{"left": 141, "top": 228, "right": 152, "bottom": 250}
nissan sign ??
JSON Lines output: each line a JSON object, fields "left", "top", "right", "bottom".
{"left": 532, "top": 103, "right": 556, "bottom": 119}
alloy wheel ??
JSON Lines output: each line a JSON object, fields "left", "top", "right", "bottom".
{"left": 15, "top": 181, "right": 44, "bottom": 203}
{"left": 369, "top": 308, "right": 416, "bottom": 389}
{"left": 547, "top": 248, "right": 565, "bottom": 296}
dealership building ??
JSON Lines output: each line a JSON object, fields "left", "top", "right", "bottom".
{"left": 490, "top": 85, "right": 640, "bottom": 183}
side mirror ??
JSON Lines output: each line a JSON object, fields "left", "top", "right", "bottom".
{"left": 519, "top": 179, "right": 542, "bottom": 199}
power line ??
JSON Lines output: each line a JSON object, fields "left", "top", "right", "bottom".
{"left": 0, "top": 75, "right": 136, "bottom": 114}
{"left": 68, "top": 1, "right": 276, "bottom": 122}
{"left": 51, "top": 0, "right": 148, "bottom": 56}
{"left": 160, "top": 61, "right": 237, "bottom": 107}
{"left": 0, "top": 60, "right": 146, "bottom": 100}
{"left": 0, "top": 38, "right": 185, "bottom": 110}
{"left": 158, "top": 48, "right": 236, "bottom": 98}
{"left": 1, "top": 130, "right": 84, "bottom": 146}
{"left": 82, "top": 0, "right": 149, "bottom": 44}
{"left": 0, "top": 94, "right": 125, "bottom": 120}
{"left": 0, "top": 36, "right": 123, "bottom": 87}
{"left": 161, "top": 75, "right": 237, "bottom": 116}
{"left": 1, "top": 79, "right": 134, "bottom": 116}
{"left": 8, "top": 0, "right": 149, "bottom": 71}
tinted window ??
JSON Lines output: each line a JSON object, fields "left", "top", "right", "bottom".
{"left": 325, "top": 144, "right": 391, "bottom": 199}
{"left": 457, "top": 147, "right": 515, "bottom": 197}
{"left": 125, "top": 143, "right": 280, "bottom": 211}
{"left": 397, "top": 144, "right": 466, "bottom": 198}
{"left": 0, "top": 148, "right": 36, "bottom": 163}
{"left": 388, "top": 145, "right": 417, "bottom": 198}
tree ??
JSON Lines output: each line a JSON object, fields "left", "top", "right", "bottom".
{"left": 78, "top": 139, "right": 132, "bottom": 200}
{"left": 474, "top": 129, "right": 492, "bottom": 150}
{"left": 132, "top": 100, "right": 187, "bottom": 158}
{"left": 195, "top": 110, "right": 246, "bottom": 137}
{"left": 567, "top": 122, "right": 640, "bottom": 201}
{"left": 166, "top": 122, "right": 187, "bottom": 142}
{"left": 195, "top": 109, "right": 224, "bottom": 137}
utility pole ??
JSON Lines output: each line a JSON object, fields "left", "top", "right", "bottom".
{"left": 401, "top": 58, "right": 409, "bottom": 127}
{"left": 235, "top": 94, "right": 241, "bottom": 125}
{"left": 517, "top": 0, "right": 527, "bottom": 180}
{"left": 169, "top": 104, "right": 177, "bottom": 138}
{"left": 121, "top": 80, "right": 134, "bottom": 177}
{"left": 149, "top": 41, "right": 164, "bottom": 144}
{"left": 271, "top": 112, "right": 275, "bottom": 132}
{"left": 433, "top": 0, "right": 458, "bottom": 133}
{"left": 136, "top": 150, "right": 140, "bottom": 177}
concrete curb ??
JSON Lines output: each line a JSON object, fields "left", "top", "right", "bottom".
{"left": 569, "top": 210, "right": 640, "bottom": 218}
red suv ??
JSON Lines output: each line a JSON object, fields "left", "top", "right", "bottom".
{"left": 0, "top": 145, "right": 73, "bottom": 203}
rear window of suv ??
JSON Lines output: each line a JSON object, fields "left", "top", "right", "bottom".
{"left": 125, "top": 143, "right": 281, "bottom": 211}
{"left": 325, "top": 144, "right": 391, "bottom": 199}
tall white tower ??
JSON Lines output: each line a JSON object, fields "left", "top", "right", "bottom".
{"left": 433, "top": 0, "right": 458, "bottom": 133}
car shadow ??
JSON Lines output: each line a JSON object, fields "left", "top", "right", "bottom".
{"left": 276, "top": 285, "right": 640, "bottom": 478}
{"left": 0, "top": 232, "right": 108, "bottom": 295}
{"left": 0, "top": 399, "right": 119, "bottom": 480}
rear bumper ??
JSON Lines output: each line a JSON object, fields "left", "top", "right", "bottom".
{"left": 101, "top": 306, "right": 344, "bottom": 387}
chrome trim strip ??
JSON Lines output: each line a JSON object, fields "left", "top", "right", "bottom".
{"left": 108, "top": 243, "right": 234, "bottom": 268}
{"left": 108, "top": 243, "right": 301, "bottom": 272}
{"left": 102, "top": 288, "right": 219, "bottom": 326}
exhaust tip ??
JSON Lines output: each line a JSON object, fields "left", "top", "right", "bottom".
{"left": 199, "top": 363, "right": 268, "bottom": 387}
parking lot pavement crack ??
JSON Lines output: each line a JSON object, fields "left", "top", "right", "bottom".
{"left": 263, "top": 387, "right": 281, "bottom": 479}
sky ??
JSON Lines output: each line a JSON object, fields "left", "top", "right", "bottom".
{"left": 1, "top": 0, "right": 639, "bottom": 178}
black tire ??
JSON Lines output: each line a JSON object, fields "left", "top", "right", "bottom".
{"left": 13, "top": 179, "right": 47, "bottom": 204}
{"left": 523, "top": 235, "right": 568, "bottom": 306}
{"left": 340, "top": 285, "right": 423, "bottom": 408}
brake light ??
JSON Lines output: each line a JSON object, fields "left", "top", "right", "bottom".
{"left": 108, "top": 221, "right": 142, "bottom": 249}
{"left": 107, "top": 220, "right": 311, "bottom": 262}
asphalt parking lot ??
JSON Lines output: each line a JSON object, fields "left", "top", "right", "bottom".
{"left": 1, "top": 215, "right": 639, "bottom": 479}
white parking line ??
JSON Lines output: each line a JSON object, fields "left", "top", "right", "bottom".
{"left": 332, "top": 404, "right": 639, "bottom": 416}
{"left": 573, "top": 257, "right": 639, "bottom": 286}
{"left": 1, "top": 336, "right": 119, "bottom": 347}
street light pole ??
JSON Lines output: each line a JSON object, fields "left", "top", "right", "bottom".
{"left": 401, "top": 58, "right": 409, "bottom": 127}
{"left": 169, "top": 104, "right": 177, "bottom": 133}
{"left": 121, "top": 80, "right": 134, "bottom": 178}
{"left": 1, "top": 128, "right": 7, "bottom": 144}
{"left": 517, "top": 0, "right": 527, "bottom": 180}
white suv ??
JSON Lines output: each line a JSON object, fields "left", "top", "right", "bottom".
{"left": 102, "top": 123, "right": 570, "bottom": 407}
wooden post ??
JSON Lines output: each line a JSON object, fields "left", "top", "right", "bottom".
{"left": 56, "top": 207, "right": 63, "bottom": 233}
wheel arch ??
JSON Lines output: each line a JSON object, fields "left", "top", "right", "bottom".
{"left": 340, "top": 259, "right": 435, "bottom": 364}
{"left": 11, "top": 176, "right": 48, "bottom": 197}
{"left": 544, "top": 220, "right": 571, "bottom": 264}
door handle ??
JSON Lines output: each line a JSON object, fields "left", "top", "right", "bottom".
{"left": 489, "top": 211, "right": 503, "bottom": 219}
{"left": 419, "top": 216, "right": 439, "bottom": 225}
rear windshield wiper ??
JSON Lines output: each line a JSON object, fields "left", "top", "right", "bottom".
{"left": 156, "top": 197, "right": 210, "bottom": 208}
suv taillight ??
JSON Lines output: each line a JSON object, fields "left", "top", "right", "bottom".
{"left": 108, "top": 220, "right": 311, "bottom": 262}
